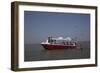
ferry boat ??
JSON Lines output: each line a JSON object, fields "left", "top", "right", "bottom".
{"left": 41, "top": 37, "right": 79, "bottom": 50}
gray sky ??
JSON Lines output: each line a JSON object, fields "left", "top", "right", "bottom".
{"left": 24, "top": 11, "right": 90, "bottom": 44}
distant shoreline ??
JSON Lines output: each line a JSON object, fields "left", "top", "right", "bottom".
{"left": 24, "top": 41, "right": 90, "bottom": 45}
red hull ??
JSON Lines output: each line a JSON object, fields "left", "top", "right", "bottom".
{"left": 41, "top": 44, "right": 77, "bottom": 49}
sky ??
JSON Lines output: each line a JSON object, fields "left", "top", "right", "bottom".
{"left": 24, "top": 11, "right": 90, "bottom": 44}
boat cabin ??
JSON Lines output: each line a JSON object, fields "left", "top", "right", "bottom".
{"left": 48, "top": 37, "right": 76, "bottom": 46}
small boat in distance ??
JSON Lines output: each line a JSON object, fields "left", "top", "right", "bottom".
{"left": 41, "top": 37, "right": 80, "bottom": 50}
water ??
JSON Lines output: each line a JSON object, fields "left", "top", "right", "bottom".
{"left": 24, "top": 41, "right": 90, "bottom": 61}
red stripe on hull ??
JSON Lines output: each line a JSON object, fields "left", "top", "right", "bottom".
{"left": 41, "top": 44, "right": 77, "bottom": 49}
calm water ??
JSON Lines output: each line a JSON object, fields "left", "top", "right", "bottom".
{"left": 24, "top": 41, "right": 90, "bottom": 61}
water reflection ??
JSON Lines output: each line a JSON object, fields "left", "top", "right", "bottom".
{"left": 24, "top": 41, "right": 90, "bottom": 61}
